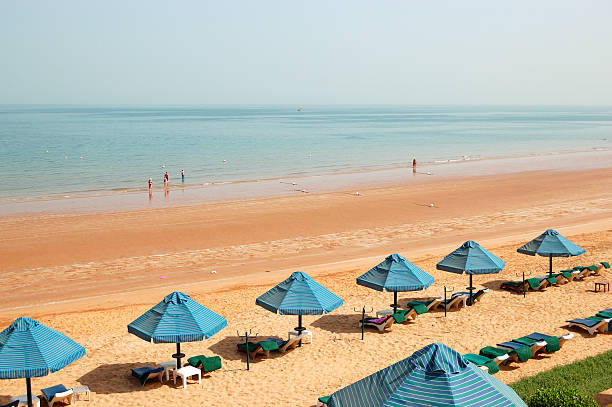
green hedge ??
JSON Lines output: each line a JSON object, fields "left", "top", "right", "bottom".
{"left": 511, "top": 349, "right": 612, "bottom": 401}
{"left": 527, "top": 388, "right": 598, "bottom": 407}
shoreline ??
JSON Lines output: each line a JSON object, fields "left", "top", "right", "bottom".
{"left": 1, "top": 148, "right": 611, "bottom": 217}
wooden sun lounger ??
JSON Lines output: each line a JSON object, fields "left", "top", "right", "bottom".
{"left": 566, "top": 318, "right": 611, "bottom": 335}
{"left": 501, "top": 278, "right": 548, "bottom": 293}
{"left": 360, "top": 315, "right": 394, "bottom": 332}
{"left": 434, "top": 294, "right": 468, "bottom": 311}
{"left": 497, "top": 340, "right": 547, "bottom": 358}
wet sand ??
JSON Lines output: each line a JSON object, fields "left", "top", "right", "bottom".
{"left": 0, "top": 163, "right": 610, "bottom": 406}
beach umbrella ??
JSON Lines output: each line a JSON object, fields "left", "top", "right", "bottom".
{"left": 517, "top": 229, "right": 585, "bottom": 277}
{"left": 128, "top": 291, "right": 227, "bottom": 368}
{"left": 0, "top": 317, "right": 86, "bottom": 407}
{"left": 357, "top": 253, "right": 434, "bottom": 313}
{"left": 436, "top": 241, "right": 505, "bottom": 306}
{"left": 326, "top": 342, "right": 526, "bottom": 406}
{"left": 256, "top": 271, "right": 343, "bottom": 337}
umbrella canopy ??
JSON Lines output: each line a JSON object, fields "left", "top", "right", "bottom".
{"left": 436, "top": 241, "right": 505, "bottom": 305}
{"left": 357, "top": 254, "right": 434, "bottom": 313}
{"left": 128, "top": 291, "right": 227, "bottom": 367}
{"left": 327, "top": 342, "right": 527, "bottom": 407}
{"left": 256, "top": 271, "right": 342, "bottom": 333}
{"left": 0, "top": 317, "right": 86, "bottom": 407}
{"left": 517, "top": 229, "right": 585, "bottom": 277}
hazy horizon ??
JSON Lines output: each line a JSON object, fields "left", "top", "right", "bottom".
{"left": 2, "top": 1, "right": 611, "bottom": 105}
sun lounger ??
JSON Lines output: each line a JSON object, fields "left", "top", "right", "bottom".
{"left": 512, "top": 335, "right": 560, "bottom": 353}
{"left": 572, "top": 267, "right": 591, "bottom": 280}
{"left": 433, "top": 294, "right": 468, "bottom": 311}
{"left": 497, "top": 339, "right": 547, "bottom": 358}
{"left": 277, "top": 335, "right": 304, "bottom": 352}
{"left": 566, "top": 317, "right": 611, "bottom": 335}
{"left": 8, "top": 396, "right": 38, "bottom": 407}
{"left": 131, "top": 366, "right": 164, "bottom": 387}
{"left": 40, "top": 384, "right": 74, "bottom": 407}
{"left": 360, "top": 315, "right": 394, "bottom": 332}
{"left": 480, "top": 346, "right": 527, "bottom": 364}
{"left": 501, "top": 277, "right": 548, "bottom": 293}
{"left": 405, "top": 298, "right": 442, "bottom": 313}
{"left": 552, "top": 271, "right": 575, "bottom": 284}
{"left": 463, "top": 352, "right": 508, "bottom": 374}
{"left": 525, "top": 332, "right": 574, "bottom": 349}
{"left": 187, "top": 355, "right": 222, "bottom": 372}
{"left": 452, "top": 288, "right": 490, "bottom": 304}
{"left": 237, "top": 339, "right": 280, "bottom": 360}
{"left": 536, "top": 275, "right": 559, "bottom": 287}
{"left": 317, "top": 395, "right": 331, "bottom": 407}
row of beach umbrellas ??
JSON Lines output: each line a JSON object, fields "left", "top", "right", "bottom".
{"left": 0, "top": 229, "right": 584, "bottom": 406}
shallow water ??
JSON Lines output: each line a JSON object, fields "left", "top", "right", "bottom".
{"left": 0, "top": 105, "right": 610, "bottom": 200}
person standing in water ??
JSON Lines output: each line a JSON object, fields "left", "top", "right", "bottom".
{"left": 181, "top": 169, "right": 184, "bottom": 182}
{"left": 163, "top": 172, "right": 168, "bottom": 189}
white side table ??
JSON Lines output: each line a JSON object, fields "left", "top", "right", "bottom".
{"left": 158, "top": 360, "right": 178, "bottom": 381}
{"left": 71, "top": 385, "right": 91, "bottom": 402}
{"left": 11, "top": 395, "right": 40, "bottom": 407}
{"left": 173, "top": 365, "right": 201, "bottom": 389}
{"left": 288, "top": 329, "right": 313, "bottom": 344}
{"left": 376, "top": 309, "right": 393, "bottom": 317}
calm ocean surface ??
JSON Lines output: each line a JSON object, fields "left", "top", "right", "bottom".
{"left": 0, "top": 105, "right": 610, "bottom": 200}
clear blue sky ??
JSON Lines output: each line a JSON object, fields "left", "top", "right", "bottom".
{"left": 1, "top": 0, "right": 611, "bottom": 105}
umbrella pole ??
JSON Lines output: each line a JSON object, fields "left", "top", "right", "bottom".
{"left": 295, "top": 314, "right": 305, "bottom": 347}
{"left": 173, "top": 342, "right": 185, "bottom": 369}
{"left": 392, "top": 291, "right": 398, "bottom": 314}
{"left": 467, "top": 274, "right": 474, "bottom": 306}
{"left": 549, "top": 255, "right": 553, "bottom": 278}
{"left": 26, "top": 377, "right": 32, "bottom": 407}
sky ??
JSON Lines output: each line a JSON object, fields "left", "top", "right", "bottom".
{"left": 1, "top": 0, "right": 611, "bottom": 105}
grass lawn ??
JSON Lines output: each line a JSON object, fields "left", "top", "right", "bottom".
{"left": 511, "top": 349, "right": 612, "bottom": 401}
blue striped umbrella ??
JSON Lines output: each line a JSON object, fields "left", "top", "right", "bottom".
{"left": 256, "top": 271, "right": 342, "bottom": 335}
{"left": 128, "top": 291, "right": 227, "bottom": 368}
{"left": 436, "top": 241, "right": 505, "bottom": 305}
{"left": 517, "top": 229, "right": 585, "bottom": 277}
{"left": 357, "top": 254, "right": 434, "bottom": 313}
{"left": 0, "top": 317, "right": 86, "bottom": 407}
{"left": 326, "top": 342, "right": 526, "bottom": 406}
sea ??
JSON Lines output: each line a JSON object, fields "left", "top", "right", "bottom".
{"left": 0, "top": 105, "right": 611, "bottom": 201}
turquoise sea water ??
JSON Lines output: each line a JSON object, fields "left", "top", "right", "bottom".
{"left": 0, "top": 105, "right": 610, "bottom": 200}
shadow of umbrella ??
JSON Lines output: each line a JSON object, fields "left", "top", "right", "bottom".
{"left": 77, "top": 362, "right": 162, "bottom": 394}
{"left": 310, "top": 314, "right": 363, "bottom": 334}
{"left": 207, "top": 335, "right": 285, "bottom": 362}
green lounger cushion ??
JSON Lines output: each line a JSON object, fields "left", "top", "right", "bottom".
{"left": 545, "top": 277, "right": 557, "bottom": 285}
{"left": 318, "top": 396, "right": 331, "bottom": 404}
{"left": 560, "top": 269, "right": 573, "bottom": 273}
{"left": 572, "top": 266, "right": 584, "bottom": 271}
{"left": 480, "top": 346, "right": 508, "bottom": 358}
{"left": 515, "top": 346, "right": 532, "bottom": 361}
{"left": 391, "top": 312, "right": 406, "bottom": 323}
{"left": 257, "top": 340, "right": 280, "bottom": 351}
{"left": 560, "top": 272, "right": 573, "bottom": 279}
{"left": 237, "top": 342, "right": 259, "bottom": 352}
{"left": 502, "top": 281, "right": 523, "bottom": 287}
{"left": 410, "top": 303, "right": 429, "bottom": 314}
{"left": 526, "top": 278, "right": 541, "bottom": 289}
{"left": 543, "top": 336, "right": 560, "bottom": 352}
{"left": 602, "top": 262, "right": 610, "bottom": 268}
{"left": 463, "top": 353, "right": 499, "bottom": 374}
{"left": 187, "top": 355, "right": 222, "bottom": 372}
{"left": 512, "top": 337, "right": 538, "bottom": 346}
{"left": 597, "top": 311, "right": 612, "bottom": 318}
{"left": 586, "top": 265, "right": 598, "bottom": 271}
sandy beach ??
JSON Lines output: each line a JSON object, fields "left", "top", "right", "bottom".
{"left": 0, "top": 163, "right": 611, "bottom": 406}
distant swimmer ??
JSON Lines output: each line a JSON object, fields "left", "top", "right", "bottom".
{"left": 148, "top": 178, "right": 153, "bottom": 192}
{"left": 412, "top": 157, "right": 417, "bottom": 168}
{"left": 181, "top": 169, "right": 185, "bottom": 182}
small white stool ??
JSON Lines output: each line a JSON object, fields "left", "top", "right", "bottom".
{"left": 288, "top": 329, "right": 313, "bottom": 344}
{"left": 158, "top": 360, "right": 178, "bottom": 381}
{"left": 173, "top": 365, "right": 201, "bottom": 389}
{"left": 71, "top": 385, "right": 91, "bottom": 402}
{"left": 376, "top": 309, "right": 393, "bottom": 317}
{"left": 10, "top": 395, "right": 40, "bottom": 407}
